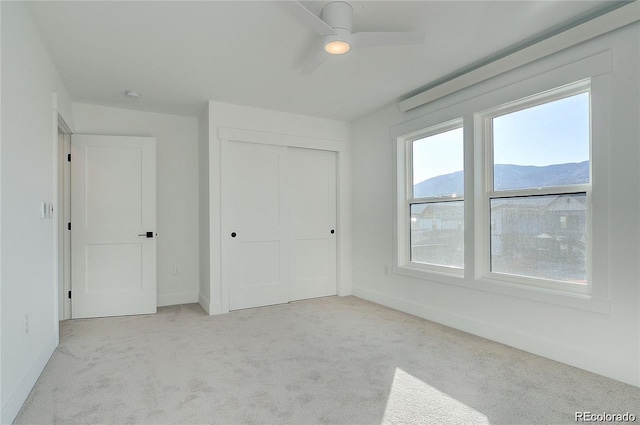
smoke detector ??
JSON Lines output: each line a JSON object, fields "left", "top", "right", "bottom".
{"left": 125, "top": 90, "right": 141, "bottom": 99}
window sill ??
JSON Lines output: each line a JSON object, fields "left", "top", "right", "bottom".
{"left": 393, "top": 264, "right": 463, "bottom": 284}
{"left": 392, "top": 265, "right": 611, "bottom": 315}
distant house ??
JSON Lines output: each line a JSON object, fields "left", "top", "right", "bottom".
{"left": 490, "top": 194, "right": 587, "bottom": 282}
{"left": 410, "top": 202, "right": 464, "bottom": 267}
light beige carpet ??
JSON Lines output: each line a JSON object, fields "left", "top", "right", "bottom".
{"left": 13, "top": 296, "right": 639, "bottom": 424}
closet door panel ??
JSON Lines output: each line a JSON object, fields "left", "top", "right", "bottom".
{"left": 288, "top": 147, "right": 337, "bottom": 301}
{"left": 223, "top": 141, "right": 289, "bottom": 311}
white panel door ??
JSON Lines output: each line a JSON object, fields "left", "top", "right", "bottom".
{"left": 223, "top": 141, "right": 289, "bottom": 311}
{"left": 288, "top": 147, "right": 337, "bottom": 301}
{"left": 71, "top": 135, "right": 156, "bottom": 319}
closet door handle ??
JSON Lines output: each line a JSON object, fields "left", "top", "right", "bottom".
{"left": 330, "top": 229, "right": 335, "bottom": 234}
{"left": 231, "top": 232, "right": 237, "bottom": 238}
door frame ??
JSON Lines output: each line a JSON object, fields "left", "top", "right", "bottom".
{"left": 217, "top": 127, "right": 351, "bottom": 314}
{"left": 57, "top": 116, "right": 72, "bottom": 320}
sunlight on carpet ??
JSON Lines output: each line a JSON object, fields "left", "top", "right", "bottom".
{"left": 382, "top": 368, "right": 490, "bottom": 425}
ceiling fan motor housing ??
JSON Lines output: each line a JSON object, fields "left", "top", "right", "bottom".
{"left": 322, "top": 1, "right": 353, "bottom": 33}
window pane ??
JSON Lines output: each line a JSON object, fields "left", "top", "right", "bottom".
{"left": 490, "top": 194, "right": 586, "bottom": 283}
{"left": 413, "top": 127, "right": 463, "bottom": 198}
{"left": 493, "top": 92, "right": 589, "bottom": 191}
{"left": 410, "top": 201, "right": 464, "bottom": 268}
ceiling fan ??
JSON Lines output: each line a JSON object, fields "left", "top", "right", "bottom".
{"left": 284, "top": 1, "right": 426, "bottom": 74}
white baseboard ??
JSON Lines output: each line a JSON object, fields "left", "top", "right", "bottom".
{"left": 208, "top": 302, "right": 223, "bottom": 315}
{"left": 156, "top": 292, "right": 198, "bottom": 307}
{"left": 198, "top": 293, "right": 224, "bottom": 316}
{"left": 1, "top": 333, "right": 57, "bottom": 425}
{"left": 353, "top": 286, "right": 638, "bottom": 387}
{"left": 198, "top": 293, "right": 210, "bottom": 314}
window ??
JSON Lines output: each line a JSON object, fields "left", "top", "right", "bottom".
{"left": 400, "top": 121, "right": 464, "bottom": 273}
{"left": 396, "top": 80, "right": 596, "bottom": 297}
{"left": 393, "top": 47, "right": 614, "bottom": 311}
{"left": 482, "top": 82, "right": 590, "bottom": 289}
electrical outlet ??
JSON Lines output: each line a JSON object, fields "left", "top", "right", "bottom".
{"left": 24, "top": 314, "right": 29, "bottom": 335}
{"left": 173, "top": 265, "right": 181, "bottom": 275}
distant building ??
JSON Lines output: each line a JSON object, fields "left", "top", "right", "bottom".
{"left": 410, "top": 194, "right": 586, "bottom": 282}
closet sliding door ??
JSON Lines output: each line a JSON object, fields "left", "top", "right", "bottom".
{"left": 222, "top": 141, "right": 337, "bottom": 311}
{"left": 288, "top": 147, "right": 337, "bottom": 302}
{"left": 223, "top": 141, "right": 289, "bottom": 311}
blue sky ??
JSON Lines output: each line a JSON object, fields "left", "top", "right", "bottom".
{"left": 413, "top": 92, "right": 590, "bottom": 185}
{"left": 493, "top": 92, "right": 589, "bottom": 167}
{"left": 413, "top": 127, "right": 463, "bottom": 185}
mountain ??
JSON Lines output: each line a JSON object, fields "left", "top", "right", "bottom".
{"left": 413, "top": 161, "right": 589, "bottom": 198}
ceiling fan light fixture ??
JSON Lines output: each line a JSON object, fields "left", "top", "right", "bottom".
{"left": 324, "top": 40, "right": 350, "bottom": 55}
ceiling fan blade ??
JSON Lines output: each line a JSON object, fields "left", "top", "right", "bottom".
{"left": 352, "top": 31, "right": 426, "bottom": 48}
{"left": 282, "top": 1, "right": 336, "bottom": 36}
{"left": 301, "top": 47, "right": 329, "bottom": 75}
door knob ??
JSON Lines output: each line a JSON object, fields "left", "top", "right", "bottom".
{"left": 231, "top": 232, "right": 237, "bottom": 238}
{"left": 330, "top": 229, "right": 335, "bottom": 234}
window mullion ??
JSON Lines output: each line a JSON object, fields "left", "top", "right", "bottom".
{"left": 488, "top": 185, "right": 589, "bottom": 199}
{"left": 410, "top": 195, "right": 464, "bottom": 204}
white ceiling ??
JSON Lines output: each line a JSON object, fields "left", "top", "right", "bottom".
{"left": 27, "top": 1, "right": 621, "bottom": 121}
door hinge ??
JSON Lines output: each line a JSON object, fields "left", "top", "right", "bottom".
{"left": 67, "top": 222, "right": 71, "bottom": 231}
{"left": 68, "top": 291, "right": 71, "bottom": 299}
{"left": 67, "top": 153, "right": 71, "bottom": 162}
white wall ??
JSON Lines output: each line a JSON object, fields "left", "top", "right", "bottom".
{"left": 204, "top": 101, "right": 352, "bottom": 314}
{"left": 72, "top": 103, "right": 200, "bottom": 308}
{"left": 351, "top": 23, "right": 640, "bottom": 386}
{"left": 1, "top": 2, "right": 74, "bottom": 423}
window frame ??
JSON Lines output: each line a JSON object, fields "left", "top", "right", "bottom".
{"left": 397, "top": 118, "right": 465, "bottom": 277}
{"left": 477, "top": 80, "right": 593, "bottom": 296}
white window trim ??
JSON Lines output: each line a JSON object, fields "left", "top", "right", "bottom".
{"left": 393, "top": 50, "right": 612, "bottom": 314}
